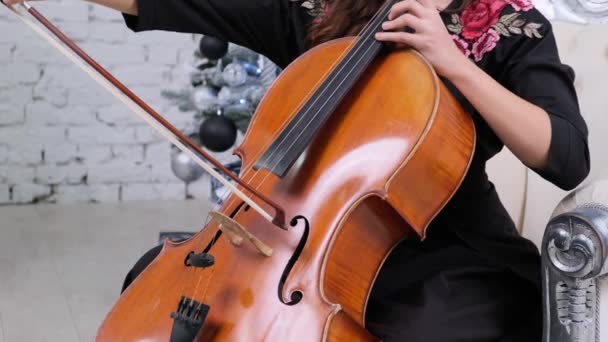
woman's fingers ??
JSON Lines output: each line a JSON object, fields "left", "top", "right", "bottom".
{"left": 375, "top": 31, "right": 421, "bottom": 48}
{"left": 382, "top": 13, "right": 423, "bottom": 32}
{"left": 388, "top": 0, "right": 426, "bottom": 20}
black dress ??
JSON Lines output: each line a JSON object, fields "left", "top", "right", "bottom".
{"left": 120, "top": 0, "right": 590, "bottom": 340}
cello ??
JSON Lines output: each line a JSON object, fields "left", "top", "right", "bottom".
{"left": 6, "top": 0, "right": 475, "bottom": 340}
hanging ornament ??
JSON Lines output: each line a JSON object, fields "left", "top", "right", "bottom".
{"left": 170, "top": 148, "right": 205, "bottom": 183}
{"left": 191, "top": 85, "right": 219, "bottom": 112}
{"left": 241, "top": 61, "right": 262, "bottom": 77}
{"left": 163, "top": 38, "right": 281, "bottom": 205}
{"left": 222, "top": 62, "right": 248, "bottom": 87}
{"left": 199, "top": 36, "right": 229, "bottom": 60}
{"left": 199, "top": 114, "right": 238, "bottom": 152}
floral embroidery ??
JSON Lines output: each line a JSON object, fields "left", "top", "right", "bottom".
{"left": 291, "top": 0, "right": 330, "bottom": 20}
{"left": 452, "top": 35, "right": 471, "bottom": 58}
{"left": 505, "top": 0, "right": 534, "bottom": 12}
{"left": 459, "top": 0, "right": 508, "bottom": 40}
{"left": 446, "top": 0, "right": 543, "bottom": 62}
{"left": 471, "top": 29, "right": 500, "bottom": 61}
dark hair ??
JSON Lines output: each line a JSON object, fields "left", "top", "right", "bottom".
{"left": 306, "top": 0, "right": 471, "bottom": 48}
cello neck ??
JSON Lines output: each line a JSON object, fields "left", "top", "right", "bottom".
{"left": 253, "top": 1, "right": 395, "bottom": 177}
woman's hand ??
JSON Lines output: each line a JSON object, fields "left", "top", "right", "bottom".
{"left": 375, "top": 0, "right": 470, "bottom": 80}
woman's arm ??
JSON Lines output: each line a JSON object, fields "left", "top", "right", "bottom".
{"left": 376, "top": 0, "right": 590, "bottom": 189}
{"left": 2, "top": 0, "right": 297, "bottom": 67}
{"left": 376, "top": 0, "right": 550, "bottom": 169}
{"left": 448, "top": 61, "right": 552, "bottom": 170}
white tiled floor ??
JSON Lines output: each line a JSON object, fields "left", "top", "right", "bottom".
{"left": 0, "top": 199, "right": 211, "bottom": 342}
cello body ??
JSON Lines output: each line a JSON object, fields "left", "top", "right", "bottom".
{"left": 97, "top": 37, "right": 475, "bottom": 341}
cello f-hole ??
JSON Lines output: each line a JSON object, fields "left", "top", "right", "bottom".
{"left": 278, "top": 216, "right": 310, "bottom": 306}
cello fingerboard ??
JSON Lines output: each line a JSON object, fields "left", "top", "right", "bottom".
{"left": 253, "top": 1, "right": 396, "bottom": 177}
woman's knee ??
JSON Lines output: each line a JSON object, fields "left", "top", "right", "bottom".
{"left": 121, "top": 244, "right": 163, "bottom": 292}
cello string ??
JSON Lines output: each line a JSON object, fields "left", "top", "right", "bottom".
{"left": 256, "top": 0, "right": 393, "bottom": 169}
{"left": 198, "top": 264, "right": 216, "bottom": 307}
{"left": 267, "top": 40, "right": 380, "bottom": 172}
{"left": 184, "top": 184, "right": 229, "bottom": 299}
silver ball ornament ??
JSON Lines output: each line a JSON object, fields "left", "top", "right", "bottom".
{"left": 170, "top": 149, "right": 205, "bottom": 183}
{"left": 222, "top": 62, "right": 248, "bottom": 87}
{"left": 191, "top": 85, "right": 219, "bottom": 112}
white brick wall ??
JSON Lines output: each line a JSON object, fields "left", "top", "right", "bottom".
{"left": 0, "top": 0, "right": 218, "bottom": 204}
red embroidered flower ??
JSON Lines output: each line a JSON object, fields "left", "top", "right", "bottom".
{"left": 472, "top": 29, "right": 500, "bottom": 61}
{"left": 452, "top": 35, "right": 471, "bottom": 58}
{"left": 505, "top": 0, "right": 534, "bottom": 11}
{"left": 460, "top": 0, "right": 509, "bottom": 40}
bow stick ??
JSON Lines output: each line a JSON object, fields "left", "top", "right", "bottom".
{"left": 1, "top": 1, "right": 286, "bottom": 229}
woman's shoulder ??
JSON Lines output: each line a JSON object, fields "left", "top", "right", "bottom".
{"left": 445, "top": 0, "right": 552, "bottom": 62}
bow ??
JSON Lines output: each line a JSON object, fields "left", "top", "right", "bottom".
{"left": 1, "top": 1, "right": 286, "bottom": 229}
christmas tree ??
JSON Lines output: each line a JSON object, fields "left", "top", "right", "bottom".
{"left": 162, "top": 36, "right": 279, "bottom": 204}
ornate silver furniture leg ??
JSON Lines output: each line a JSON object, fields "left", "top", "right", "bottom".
{"left": 542, "top": 205, "right": 608, "bottom": 342}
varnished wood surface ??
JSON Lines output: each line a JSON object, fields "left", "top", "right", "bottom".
{"left": 323, "top": 196, "right": 415, "bottom": 325}
{"left": 386, "top": 78, "right": 476, "bottom": 237}
{"left": 97, "top": 38, "right": 474, "bottom": 341}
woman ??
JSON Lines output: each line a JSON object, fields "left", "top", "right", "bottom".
{"left": 6, "top": 0, "right": 590, "bottom": 340}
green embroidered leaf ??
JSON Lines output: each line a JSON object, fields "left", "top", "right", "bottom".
{"left": 499, "top": 12, "right": 520, "bottom": 25}
{"left": 451, "top": 13, "right": 460, "bottom": 25}
{"left": 447, "top": 24, "right": 462, "bottom": 34}
{"left": 493, "top": 23, "right": 510, "bottom": 36}
{"left": 523, "top": 26, "right": 533, "bottom": 38}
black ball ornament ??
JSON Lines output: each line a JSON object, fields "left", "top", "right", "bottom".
{"left": 199, "top": 36, "right": 229, "bottom": 60}
{"left": 199, "top": 115, "right": 237, "bottom": 152}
